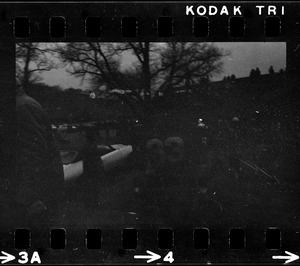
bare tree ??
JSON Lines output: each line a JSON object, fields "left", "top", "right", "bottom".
{"left": 58, "top": 42, "right": 227, "bottom": 119}
{"left": 115, "top": 42, "right": 225, "bottom": 98}
{"left": 58, "top": 42, "right": 120, "bottom": 89}
{"left": 114, "top": 42, "right": 162, "bottom": 104}
{"left": 16, "top": 43, "right": 56, "bottom": 89}
{"left": 157, "top": 42, "right": 225, "bottom": 94}
{"left": 59, "top": 42, "right": 152, "bottom": 118}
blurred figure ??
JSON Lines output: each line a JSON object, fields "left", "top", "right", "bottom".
{"left": 15, "top": 86, "right": 105, "bottom": 222}
{"left": 15, "top": 85, "right": 66, "bottom": 250}
{"left": 15, "top": 86, "right": 65, "bottom": 228}
{"left": 229, "top": 116, "right": 241, "bottom": 140}
{"left": 187, "top": 117, "right": 212, "bottom": 191}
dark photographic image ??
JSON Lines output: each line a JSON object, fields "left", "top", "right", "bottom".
{"left": 0, "top": 40, "right": 297, "bottom": 262}
{"left": 0, "top": 0, "right": 298, "bottom": 263}
{"left": 13, "top": 41, "right": 299, "bottom": 227}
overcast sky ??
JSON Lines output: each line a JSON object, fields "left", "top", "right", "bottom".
{"left": 37, "top": 42, "right": 286, "bottom": 90}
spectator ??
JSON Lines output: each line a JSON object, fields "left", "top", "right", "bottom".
{"left": 269, "top": 65, "right": 275, "bottom": 75}
{"left": 16, "top": 85, "right": 65, "bottom": 227}
{"left": 255, "top": 67, "right": 261, "bottom": 77}
{"left": 249, "top": 69, "right": 255, "bottom": 79}
{"left": 16, "top": 86, "right": 100, "bottom": 220}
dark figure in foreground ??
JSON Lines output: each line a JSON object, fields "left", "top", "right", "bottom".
{"left": 15, "top": 86, "right": 65, "bottom": 228}
{"left": 15, "top": 87, "right": 104, "bottom": 224}
{"left": 15, "top": 86, "right": 67, "bottom": 250}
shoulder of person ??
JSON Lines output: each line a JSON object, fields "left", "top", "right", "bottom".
{"left": 16, "top": 95, "right": 46, "bottom": 117}
{"left": 17, "top": 94, "right": 42, "bottom": 108}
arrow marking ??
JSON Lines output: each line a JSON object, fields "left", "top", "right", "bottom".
{"left": 273, "top": 251, "right": 299, "bottom": 264}
{"left": 0, "top": 251, "right": 15, "bottom": 264}
{"left": 134, "top": 250, "right": 161, "bottom": 263}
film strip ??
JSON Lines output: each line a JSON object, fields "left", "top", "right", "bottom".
{"left": 1, "top": 1, "right": 300, "bottom": 265}
{"left": 13, "top": 227, "right": 282, "bottom": 249}
{"left": 13, "top": 14, "right": 284, "bottom": 39}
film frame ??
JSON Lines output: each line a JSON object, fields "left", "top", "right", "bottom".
{"left": 0, "top": 1, "right": 300, "bottom": 265}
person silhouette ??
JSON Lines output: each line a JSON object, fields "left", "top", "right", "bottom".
{"left": 16, "top": 85, "right": 65, "bottom": 228}
{"left": 255, "top": 67, "right": 261, "bottom": 77}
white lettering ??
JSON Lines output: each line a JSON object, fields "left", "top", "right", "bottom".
{"left": 163, "top": 251, "right": 174, "bottom": 263}
{"left": 186, "top": 6, "right": 194, "bottom": 16}
{"left": 209, "top": 6, "right": 218, "bottom": 16}
{"left": 220, "top": 6, "right": 229, "bottom": 16}
{"left": 233, "top": 6, "right": 242, "bottom": 16}
{"left": 268, "top": 5, "right": 277, "bottom": 15}
{"left": 197, "top": 6, "right": 206, "bottom": 16}
{"left": 18, "top": 251, "right": 28, "bottom": 264}
{"left": 256, "top": 5, "right": 265, "bottom": 15}
{"left": 30, "top": 252, "right": 41, "bottom": 264}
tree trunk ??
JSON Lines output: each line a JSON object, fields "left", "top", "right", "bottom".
{"left": 143, "top": 42, "right": 151, "bottom": 104}
{"left": 140, "top": 42, "right": 155, "bottom": 120}
{"left": 22, "top": 45, "right": 32, "bottom": 90}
